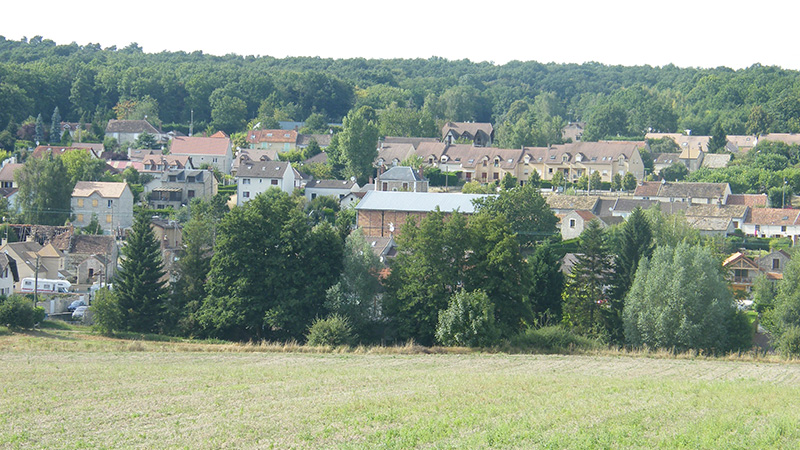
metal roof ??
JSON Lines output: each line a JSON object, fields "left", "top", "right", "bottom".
{"left": 355, "top": 191, "right": 491, "bottom": 213}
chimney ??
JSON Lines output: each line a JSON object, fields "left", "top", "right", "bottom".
{"left": 418, "top": 165, "right": 424, "bottom": 181}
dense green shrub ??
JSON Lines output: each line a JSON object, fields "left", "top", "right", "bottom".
{"left": 510, "top": 325, "right": 602, "bottom": 353}
{"left": 91, "top": 288, "right": 122, "bottom": 335}
{"left": 435, "top": 290, "right": 500, "bottom": 347}
{"left": 306, "top": 314, "right": 354, "bottom": 347}
{"left": 0, "top": 295, "right": 45, "bottom": 329}
{"left": 777, "top": 325, "right": 800, "bottom": 357}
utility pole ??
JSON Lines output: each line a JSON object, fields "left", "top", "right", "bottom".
{"left": 33, "top": 255, "right": 40, "bottom": 306}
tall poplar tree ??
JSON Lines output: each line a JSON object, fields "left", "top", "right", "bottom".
{"left": 115, "top": 210, "right": 167, "bottom": 333}
{"left": 50, "top": 107, "right": 61, "bottom": 144}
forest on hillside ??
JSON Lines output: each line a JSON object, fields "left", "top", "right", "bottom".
{"left": 1, "top": 35, "right": 800, "bottom": 144}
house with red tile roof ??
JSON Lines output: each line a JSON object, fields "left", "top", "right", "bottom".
{"left": 170, "top": 136, "right": 233, "bottom": 174}
{"left": 246, "top": 129, "right": 299, "bottom": 152}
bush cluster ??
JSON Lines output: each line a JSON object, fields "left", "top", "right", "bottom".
{"left": 0, "top": 295, "right": 45, "bottom": 329}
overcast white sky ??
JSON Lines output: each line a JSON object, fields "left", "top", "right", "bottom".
{"left": 2, "top": 0, "right": 799, "bottom": 70}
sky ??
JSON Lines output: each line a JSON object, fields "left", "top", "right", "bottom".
{"left": 3, "top": 0, "right": 800, "bottom": 70}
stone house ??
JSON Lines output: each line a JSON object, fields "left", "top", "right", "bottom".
{"left": 71, "top": 182, "right": 134, "bottom": 235}
{"left": 145, "top": 169, "right": 218, "bottom": 210}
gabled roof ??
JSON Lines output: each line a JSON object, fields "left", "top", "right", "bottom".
{"left": 297, "top": 134, "right": 332, "bottom": 147}
{"left": 376, "top": 143, "right": 416, "bottom": 166}
{"left": 685, "top": 204, "right": 748, "bottom": 219}
{"left": 0, "top": 252, "right": 19, "bottom": 282}
{"left": 106, "top": 119, "right": 160, "bottom": 134}
{"left": 246, "top": 129, "right": 298, "bottom": 144}
{"left": 634, "top": 181, "right": 729, "bottom": 199}
{"left": 72, "top": 181, "right": 129, "bottom": 199}
{"left": 441, "top": 122, "right": 494, "bottom": 139}
{"left": 236, "top": 160, "right": 291, "bottom": 178}
{"left": 303, "top": 152, "right": 328, "bottom": 165}
{"left": 760, "top": 133, "right": 800, "bottom": 146}
{"left": 383, "top": 136, "right": 440, "bottom": 148}
{"left": 0, "top": 163, "right": 22, "bottom": 182}
{"left": 686, "top": 216, "right": 733, "bottom": 232}
{"left": 379, "top": 166, "right": 424, "bottom": 182}
{"left": 653, "top": 153, "right": 681, "bottom": 165}
{"left": 32, "top": 146, "right": 93, "bottom": 159}
{"left": 701, "top": 153, "right": 731, "bottom": 169}
{"left": 356, "top": 191, "right": 490, "bottom": 213}
{"left": 170, "top": 136, "right": 231, "bottom": 156}
{"left": 646, "top": 133, "right": 709, "bottom": 155}
{"left": 306, "top": 179, "right": 358, "bottom": 190}
{"left": 723, "top": 252, "right": 759, "bottom": 269}
{"left": 745, "top": 208, "right": 800, "bottom": 226}
{"left": 546, "top": 195, "right": 600, "bottom": 212}
{"left": 66, "top": 234, "right": 116, "bottom": 255}
{"left": 727, "top": 194, "right": 768, "bottom": 207}
{"left": 210, "top": 131, "right": 229, "bottom": 138}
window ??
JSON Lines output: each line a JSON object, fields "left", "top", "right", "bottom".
{"left": 92, "top": 199, "right": 98, "bottom": 207}
{"left": 271, "top": 179, "right": 279, "bottom": 185}
{"left": 77, "top": 199, "right": 84, "bottom": 207}
{"left": 243, "top": 191, "right": 250, "bottom": 198}
{"left": 548, "top": 168, "right": 553, "bottom": 173}
{"left": 311, "top": 193, "right": 317, "bottom": 199}
{"left": 782, "top": 225, "right": 787, "bottom": 232}
{"left": 493, "top": 173, "right": 499, "bottom": 180}
{"left": 773, "top": 259, "right": 780, "bottom": 270}
{"left": 188, "top": 190, "right": 195, "bottom": 199}
{"left": 76, "top": 214, "right": 84, "bottom": 222}
{"left": 213, "top": 158, "right": 218, "bottom": 163}
{"left": 106, "top": 214, "right": 112, "bottom": 223}
{"left": 107, "top": 200, "right": 113, "bottom": 208}
{"left": 242, "top": 179, "right": 250, "bottom": 185}
{"left": 569, "top": 219, "right": 576, "bottom": 228}
{"left": 402, "top": 182, "right": 409, "bottom": 190}
{"left": 733, "top": 221, "right": 739, "bottom": 229}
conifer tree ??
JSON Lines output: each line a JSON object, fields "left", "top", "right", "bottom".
{"left": 50, "top": 107, "right": 61, "bottom": 144}
{"left": 34, "top": 113, "right": 45, "bottom": 144}
{"left": 115, "top": 210, "right": 167, "bottom": 333}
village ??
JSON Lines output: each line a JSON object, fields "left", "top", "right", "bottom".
{"left": 0, "top": 118, "right": 793, "bottom": 328}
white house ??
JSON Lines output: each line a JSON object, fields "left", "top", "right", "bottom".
{"left": 0, "top": 252, "right": 18, "bottom": 296}
{"left": 235, "top": 159, "right": 301, "bottom": 206}
{"left": 305, "top": 179, "right": 360, "bottom": 203}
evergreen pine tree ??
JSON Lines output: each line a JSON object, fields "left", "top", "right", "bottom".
{"left": 562, "top": 219, "right": 613, "bottom": 336}
{"left": 34, "top": 114, "right": 45, "bottom": 144}
{"left": 115, "top": 210, "right": 167, "bottom": 333}
{"left": 50, "top": 107, "right": 61, "bottom": 144}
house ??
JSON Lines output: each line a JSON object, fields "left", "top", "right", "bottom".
{"left": 71, "top": 181, "right": 135, "bottom": 234}
{"left": 0, "top": 241, "right": 63, "bottom": 291}
{"left": 366, "top": 235, "right": 396, "bottom": 264}
{"left": 375, "top": 143, "right": 416, "bottom": 169}
{"left": 105, "top": 120, "right": 165, "bottom": 146}
{"left": 594, "top": 198, "right": 688, "bottom": 219}
{"left": 634, "top": 181, "right": 731, "bottom": 205}
{"left": 726, "top": 135, "right": 758, "bottom": 153}
{"left": 0, "top": 252, "right": 19, "bottom": 296}
{"left": 759, "top": 133, "right": 800, "bottom": 146}
{"left": 0, "top": 162, "right": 21, "bottom": 189}
{"left": 235, "top": 158, "right": 302, "bottom": 206}
{"left": 726, "top": 194, "right": 768, "bottom": 208}
{"left": 652, "top": 153, "right": 682, "bottom": 174}
{"left": 685, "top": 204, "right": 749, "bottom": 232}
{"left": 305, "top": 179, "right": 360, "bottom": 202}
{"left": 756, "top": 249, "right": 791, "bottom": 275}
{"left": 723, "top": 252, "right": 762, "bottom": 292}
{"left": 441, "top": 122, "right": 494, "bottom": 147}
{"left": 151, "top": 218, "right": 183, "bottom": 280}
{"left": 545, "top": 195, "right": 601, "bottom": 216}
{"left": 31, "top": 145, "right": 98, "bottom": 160}
{"left": 140, "top": 155, "right": 194, "bottom": 174}
{"left": 701, "top": 153, "right": 731, "bottom": 170}
{"left": 246, "top": 129, "right": 299, "bottom": 152}
{"left": 742, "top": 208, "right": 800, "bottom": 241}
{"left": 231, "top": 149, "right": 279, "bottom": 176}
{"left": 376, "top": 166, "right": 428, "bottom": 192}
{"left": 70, "top": 142, "right": 105, "bottom": 156}
{"left": 297, "top": 134, "right": 332, "bottom": 149}
{"left": 145, "top": 169, "right": 218, "bottom": 210}
{"left": 170, "top": 135, "right": 233, "bottom": 175}
{"left": 562, "top": 122, "right": 585, "bottom": 142}
{"left": 560, "top": 211, "right": 607, "bottom": 240}
{"left": 50, "top": 233, "right": 118, "bottom": 285}
{"left": 355, "top": 191, "right": 490, "bottom": 237}
{"left": 382, "top": 136, "right": 440, "bottom": 147}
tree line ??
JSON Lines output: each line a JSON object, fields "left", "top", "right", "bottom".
{"left": 4, "top": 36, "right": 800, "bottom": 150}
{"left": 84, "top": 181, "right": 764, "bottom": 355}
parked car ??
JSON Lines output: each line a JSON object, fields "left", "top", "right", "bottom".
{"left": 68, "top": 300, "right": 87, "bottom": 312}
{"left": 72, "top": 306, "right": 89, "bottom": 320}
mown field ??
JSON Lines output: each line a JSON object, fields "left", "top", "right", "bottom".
{"left": 2, "top": 328, "right": 800, "bottom": 449}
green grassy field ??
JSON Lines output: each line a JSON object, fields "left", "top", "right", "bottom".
{"left": 2, "top": 328, "right": 800, "bottom": 449}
